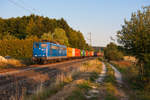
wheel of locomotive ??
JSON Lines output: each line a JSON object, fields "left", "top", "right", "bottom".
{"left": 42, "top": 60, "right": 48, "bottom": 64}
{"left": 32, "top": 59, "right": 37, "bottom": 64}
{"left": 39, "top": 59, "right": 46, "bottom": 64}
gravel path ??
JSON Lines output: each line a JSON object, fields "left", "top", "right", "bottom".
{"left": 109, "top": 64, "right": 122, "bottom": 84}
{"left": 96, "top": 62, "right": 107, "bottom": 83}
{"left": 109, "top": 64, "right": 129, "bottom": 100}
{"left": 85, "top": 62, "right": 107, "bottom": 99}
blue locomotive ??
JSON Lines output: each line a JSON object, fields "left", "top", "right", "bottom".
{"left": 32, "top": 42, "right": 67, "bottom": 63}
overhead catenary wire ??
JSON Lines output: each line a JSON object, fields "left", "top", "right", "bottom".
{"left": 17, "top": 0, "right": 44, "bottom": 15}
{"left": 7, "top": 0, "right": 33, "bottom": 13}
{"left": 7, "top": 0, "right": 43, "bottom": 15}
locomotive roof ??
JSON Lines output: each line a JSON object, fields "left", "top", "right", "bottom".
{"left": 34, "top": 42, "right": 66, "bottom": 48}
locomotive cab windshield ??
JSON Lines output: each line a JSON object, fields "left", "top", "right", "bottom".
{"left": 33, "top": 42, "right": 48, "bottom": 57}
{"left": 41, "top": 43, "right": 47, "bottom": 48}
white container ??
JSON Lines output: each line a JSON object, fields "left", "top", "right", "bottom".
{"left": 72, "top": 48, "right": 75, "bottom": 57}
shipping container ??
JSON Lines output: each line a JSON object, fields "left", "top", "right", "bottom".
{"left": 94, "top": 52, "right": 97, "bottom": 56}
{"left": 90, "top": 51, "right": 94, "bottom": 56}
{"left": 83, "top": 50, "right": 86, "bottom": 56}
{"left": 89, "top": 51, "right": 91, "bottom": 56}
{"left": 72, "top": 48, "right": 75, "bottom": 57}
{"left": 80, "top": 50, "right": 83, "bottom": 56}
{"left": 67, "top": 47, "right": 72, "bottom": 57}
{"left": 75, "top": 48, "right": 80, "bottom": 57}
{"left": 81, "top": 50, "right": 86, "bottom": 57}
{"left": 97, "top": 52, "right": 100, "bottom": 56}
{"left": 86, "top": 51, "right": 88, "bottom": 56}
{"left": 88, "top": 51, "right": 90, "bottom": 56}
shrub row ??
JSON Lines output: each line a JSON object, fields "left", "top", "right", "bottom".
{"left": 0, "top": 39, "right": 36, "bottom": 58}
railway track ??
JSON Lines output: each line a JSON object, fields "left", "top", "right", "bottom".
{"left": 0, "top": 57, "right": 96, "bottom": 100}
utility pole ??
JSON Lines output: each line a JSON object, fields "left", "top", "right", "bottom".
{"left": 88, "top": 32, "right": 92, "bottom": 46}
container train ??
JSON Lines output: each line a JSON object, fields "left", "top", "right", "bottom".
{"left": 32, "top": 42, "right": 100, "bottom": 64}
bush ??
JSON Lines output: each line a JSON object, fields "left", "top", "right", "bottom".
{"left": 0, "top": 39, "right": 38, "bottom": 59}
{"left": 104, "top": 42, "right": 124, "bottom": 61}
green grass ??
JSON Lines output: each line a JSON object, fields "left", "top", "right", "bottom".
{"left": 110, "top": 63, "right": 128, "bottom": 73}
{"left": 66, "top": 80, "right": 99, "bottom": 100}
{"left": 66, "top": 81, "right": 92, "bottom": 100}
{"left": 110, "top": 61, "right": 150, "bottom": 100}
{"left": 104, "top": 93, "right": 118, "bottom": 100}
{"left": 89, "top": 71, "right": 99, "bottom": 82}
{"left": 98, "top": 57, "right": 104, "bottom": 62}
{"left": 66, "top": 89, "right": 86, "bottom": 100}
{"left": 77, "top": 81, "right": 92, "bottom": 91}
{"left": 24, "top": 84, "right": 64, "bottom": 100}
{"left": 104, "top": 63, "right": 116, "bottom": 84}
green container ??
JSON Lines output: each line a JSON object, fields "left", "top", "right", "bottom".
{"left": 80, "top": 50, "right": 83, "bottom": 56}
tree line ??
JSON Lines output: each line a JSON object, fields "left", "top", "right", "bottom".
{"left": 0, "top": 14, "right": 92, "bottom": 58}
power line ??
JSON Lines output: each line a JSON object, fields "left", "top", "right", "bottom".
{"left": 18, "top": 0, "right": 43, "bottom": 15}
{"left": 7, "top": 0, "right": 33, "bottom": 13}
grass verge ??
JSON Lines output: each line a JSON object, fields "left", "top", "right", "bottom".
{"left": 110, "top": 60, "right": 150, "bottom": 100}
{"left": 0, "top": 58, "right": 26, "bottom": 68}
{"left": 24, "top": 59, "right": 102, "bottom": 100}
{"left": 66, "top": 80, "right": 98, "bottom": 100}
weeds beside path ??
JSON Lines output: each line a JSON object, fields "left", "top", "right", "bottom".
{"left": 94, "top": 62, "right": 128, "bottom": 100}
{"left": 25, "top": 59, "right": 102, "bottom": 100}
{"left": 111, "top": 61, "right": 150, "bottom": 100}
{"left": 47, "top": 59, "right": 129, "bottom": 100}
{"left": 26, "top": 59, "right": 130, "bottom": 100}
{"left": 109, "top": 63, "right": 129, "bottom": 100}
{"left": 47, "top": 59, "right": 103, "bottom": 100}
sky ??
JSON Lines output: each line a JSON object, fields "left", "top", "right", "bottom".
{"left": 0, "top": 0, "right": 150, "bottom": 47}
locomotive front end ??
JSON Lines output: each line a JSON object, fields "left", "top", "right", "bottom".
{"left": 32, "top": 42, "right": 48, "bottom": 63}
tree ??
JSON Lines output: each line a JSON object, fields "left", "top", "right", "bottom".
{"left": 67, "top": 30, "right": 87, "bottom": 49}
{"left": 0, "top": 18, "right": 5, "bottom": 36}
{"left": 41, "top": 32, "right": 53, "bottom": 41}
{"left": 26, "top": 18, "right": 36, "bottom": 36}
{"left": 104, "top": 42, "right": 123, "bottom": 61}
{"left": 53, "top": 28, "right": 69, "bottom": 46}
{"left": 26, "top": 35, "right": 39, "bottom": 41}
{"left": 2, "top": 33, "right": 17, "bottom": 40}
{"left": 117, "top": 7, "right": 150, "bottom": 81}
{"left": 0, "top": 14, "right": 88, "bottom": 49}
